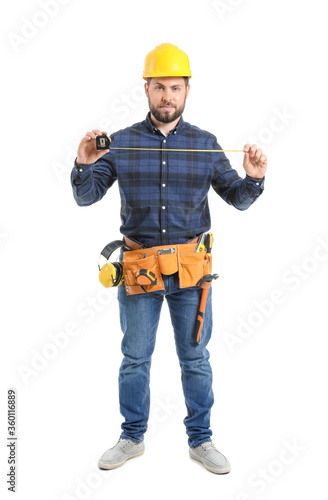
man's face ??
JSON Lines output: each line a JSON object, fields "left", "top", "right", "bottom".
{"left": 145, "top": 77, "right": 190, "bottom": 124}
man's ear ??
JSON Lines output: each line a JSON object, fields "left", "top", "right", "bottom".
{"left": 186, "top": 83, "right": 190, "bottom": 98}
{"left": 144, "top": 81, "right": 149, "bottom": 97}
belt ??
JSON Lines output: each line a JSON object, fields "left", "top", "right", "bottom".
{"left": 123, "top": 235, "right": 199, "bottom": 250}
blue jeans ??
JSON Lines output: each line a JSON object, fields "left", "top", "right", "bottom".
{"left": 117, "top": 267, "right": 214, "bottom": 448}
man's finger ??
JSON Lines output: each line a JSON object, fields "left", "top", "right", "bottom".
{"left": 244, "top": 143, "right": 251, "bottom": 153}
{"left": 259, "top": 154, "right": 267, "bottom": 165}
{"left": 249, "top": 144, "right": 257, "bottom": 157}
{"left": 86, "top": 131, "right": 97, "bottom": 139}
{"left": 92, "top": 129, "right": 103, "bottom": 136}
{"left": 254, "top": 148, "right": 262, "bottom": 161}
{"left": 96, "top": 149, "right": 110, "bottom": 158}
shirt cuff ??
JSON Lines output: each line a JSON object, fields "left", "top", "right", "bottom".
{"left": 245, "top": 174, "right": 265, "bottom": 190}
{"left": 73, "top": 158, "right": 94, "bottom": 177}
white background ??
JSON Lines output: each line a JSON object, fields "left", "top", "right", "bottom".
{"left": 1, "top": 0, "right": 327, "bottom": 499}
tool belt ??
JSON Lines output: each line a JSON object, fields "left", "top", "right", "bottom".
{"left": 122, "top": 235, "right": 213, "bottom": 296}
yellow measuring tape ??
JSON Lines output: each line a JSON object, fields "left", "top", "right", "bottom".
{"left": 105, "top": 136, "right": 243, "bottom": 153}
{"left": 110, "top": 147, "right": 244, "bottom": 152}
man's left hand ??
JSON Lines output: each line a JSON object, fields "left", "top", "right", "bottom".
{"left": 243, "top": 143, "right": 267, "bottom": 179}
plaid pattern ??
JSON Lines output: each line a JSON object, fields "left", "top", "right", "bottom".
{"left": 71, "top": 112, "right": 264, "bottom": 247}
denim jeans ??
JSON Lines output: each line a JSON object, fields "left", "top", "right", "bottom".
{"left": 117, "top": 260, "right": 214, "bottom": 448}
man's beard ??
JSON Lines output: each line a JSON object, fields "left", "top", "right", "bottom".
{"left": 148, "top": 98, "right": 186, "bottom": 124}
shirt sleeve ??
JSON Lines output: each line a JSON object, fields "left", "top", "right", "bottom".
{"left": 70, "top": 153, "right": 117, "bottom": 206}
{"left": 210, "top": 136, "right": 265, "bottom": 210}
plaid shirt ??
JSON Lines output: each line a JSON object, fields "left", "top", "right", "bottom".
{"left": 71, "top": 112, "right": 265, "bottom": 247}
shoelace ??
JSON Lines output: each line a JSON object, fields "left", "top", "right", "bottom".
{"left": 201, "top": 442, "right": 218, "bottom": 452}
{"left": 200, "top": 442, "right": 229, "bottom": 464}
{"left": 118, "top": 439, "right": 129, "bottom": 450}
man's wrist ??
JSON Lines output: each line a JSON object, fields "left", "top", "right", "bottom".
{"left": 246, "top": 173, "right": 264, "bottom": 181}
{"left": 76, "top": 158, "right": 90, "bottom": 166}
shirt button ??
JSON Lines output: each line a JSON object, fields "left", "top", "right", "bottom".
{"left": 163, "top": 140, "right": 166, "bottom": 143}
{"left": 162, "top": 183, "right": 166, "bottom": 187}
{"left": 256, "top": 182, "right": 260, "bottom": 186}
{"left": 162, "top": 229, "right": 166, "bottom": 233}
{"left": 162, "top": 206, "right": 166, "bottom": 209}
{"left": 79, "top": 168, "right": 83, "bottom": 172}
{"left": 173, "top": 131, "right": 177, "bottom": 134}
{"left": 163, "top": 161, "right": 166, "bottom": 165}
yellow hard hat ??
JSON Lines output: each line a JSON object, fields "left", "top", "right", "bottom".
{"left": 143, "top": 43, "right": 192, "bottom": 80}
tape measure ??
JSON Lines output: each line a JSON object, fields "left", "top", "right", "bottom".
{"left": 134, "top": 268, "right": 163, "bottom": 301}
{"left": 96, "top": 135, "right": 244, "bottom": 153}
{"left": 135, "top": 269, "right": 158, "bottom": 286}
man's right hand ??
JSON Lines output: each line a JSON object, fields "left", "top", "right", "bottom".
{"left": 77, "top": 129, "right": 110, "bottom": 165}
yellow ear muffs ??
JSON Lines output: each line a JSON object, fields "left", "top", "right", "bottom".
{"left": 99, "top": 262, "right": 123, "bottom": 288}
{"left": 98, "top": 239, "right": 131, "bottom": 288}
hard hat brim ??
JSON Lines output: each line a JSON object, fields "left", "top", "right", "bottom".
{"left": 143, "top": 72, "right": 192, "bottom": 80}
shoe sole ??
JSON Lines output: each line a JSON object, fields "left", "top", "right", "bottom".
{"left": 98, "top": 450, "right": 145, "bottom": 470}
{"left": 190, "top": 454, "right": 231, "bottom": 474}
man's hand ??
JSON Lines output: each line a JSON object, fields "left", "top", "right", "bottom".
{"left": 77, "top": 129, "right": 109, "bottom": 165}
{"left": 243, "top": 143, "right": 267, "bottom": 179}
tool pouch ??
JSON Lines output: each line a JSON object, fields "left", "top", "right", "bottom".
{"left": 122, "top": 249, "right": 164, "bottom": 295}
{"left": 177, "top": 244, "right": 212, "bottom": 289}
{"left": 157, "top": 247, "right": 178, "bottom": 275}
{"left": 122, "top": 237, "right": 213, "bottom": 296}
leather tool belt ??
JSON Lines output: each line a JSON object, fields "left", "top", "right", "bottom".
{"left": 122, "top": 235, "right": 213, "bottom": 296}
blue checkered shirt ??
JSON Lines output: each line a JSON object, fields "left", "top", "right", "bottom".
{"left": 71, "top": 112, "right": 265, "bottom": 247}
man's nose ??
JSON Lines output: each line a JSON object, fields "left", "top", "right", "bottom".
{"left": 162, "top": 89, "right": 174, "bottom": 101}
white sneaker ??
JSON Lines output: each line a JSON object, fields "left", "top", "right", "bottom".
{"left": 98, "top": 439, "right": 145, "bottom": 470}
{"left": 189, "top": 442, "right": 231, "bottom": 474}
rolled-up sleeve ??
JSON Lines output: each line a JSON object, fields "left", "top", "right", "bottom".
{"left": 70, "top": 153, "right": 117, "bottom": 206}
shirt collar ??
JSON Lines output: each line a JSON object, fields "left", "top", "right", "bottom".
{"left": 145, "top": 111, "right": 185, "bottom": 136}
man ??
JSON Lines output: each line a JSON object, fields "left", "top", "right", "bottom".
{"left": 71, "top": 43, "right": 267, "bottom": 474}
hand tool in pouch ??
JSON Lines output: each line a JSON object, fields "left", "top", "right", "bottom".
{"left": 194, "top": 232, "right": 207, "bottom": 253}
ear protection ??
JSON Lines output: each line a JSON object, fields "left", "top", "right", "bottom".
{"left": 98, "top": 240, "right": 131, "bottom": 288}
